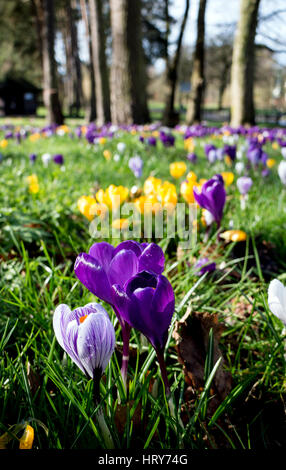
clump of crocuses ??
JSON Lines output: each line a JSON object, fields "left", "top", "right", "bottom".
{"left": 74, "top": 240, "right": 174, "bottom": 396}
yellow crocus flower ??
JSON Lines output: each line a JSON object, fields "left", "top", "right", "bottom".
{"left": 19, "top": 425, "right": 34, "bottom": 449}
{"left": 186, "top": 171, "right": 197, "bottom": 182}
{"left": 169, "top": 161, "right": 187, "bottom": 179}
{"left": 221, "top": 172, "right": 234, "bottom": 186}
{"left": 266, "top": 158, "right": 276, "bottom": 168}
{"left": 0, "top": 139, "right": 8, "bottom": 148}
{"left": 143, "top": 176, "right": 162, "bottom": 195}
{"left": 220, "top": 230, "right": 247, "bottom": 242}
{"left": 180, "top": 180, "right": 195, "bottom": 204}
{"left": 103, "top": 150, "right": 112, "bottom": 161}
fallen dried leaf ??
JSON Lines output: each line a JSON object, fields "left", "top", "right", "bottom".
{"left": 173, "top": 308, "right": 232, "bottom": 414}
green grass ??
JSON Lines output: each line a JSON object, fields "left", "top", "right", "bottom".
{"left": 0, "top": 119, "right": 286, "bottom": 449}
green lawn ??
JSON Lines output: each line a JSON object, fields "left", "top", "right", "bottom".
{"left": 0, "top": 119, "right": 285, "bottom": 449}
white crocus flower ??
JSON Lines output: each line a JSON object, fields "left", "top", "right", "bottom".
{"left": 42, "top": 153, "right": 51, "bottom": 166}
{"left": 278, "top": 161, "right": 286, "bottom": 185}
{"left": 235, "top": 162, "right": 245, "bottom": 174}
{"left": 268, "top": 279, "right": 286, "bottom": 326}
{"left": 281, "top": 147, "right": 286, "bottom": 159}
{"left": 117, "top": 142, "right": 126, "bottom": 153}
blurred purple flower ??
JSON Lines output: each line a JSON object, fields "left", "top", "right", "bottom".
{"left": 128, "top": 155, "right": 143, "bottom": 178}
{"left": 29, "top": 153, "right": 37, "bottom": 163}
{"left": 187, "top": 152, "right": 197, "bottom": 163}
{"left": 236, "top": 176, "right": 253, "bottom": 195}
{"left": 147, "top": 136, "right": 157, "bottom": 146}
{"left": 53, "top": 154, "right": 64, "bottom": 165}
{"left": 194, "top": 257, "right": 216, "bottom": 276}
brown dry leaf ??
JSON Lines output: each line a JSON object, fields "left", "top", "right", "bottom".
{"left": 173, "top": 308, "right": 232, "bottom": 414}
{"left": 114, "top": 401, "right": 142, "bottom": 435}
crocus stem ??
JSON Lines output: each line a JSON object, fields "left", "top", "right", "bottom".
{"left": 121, "top": 322, "right": 131, "bottom": 390}
{"left": 155, "top": 348, "right": 171, "bottom": 398}
{"left": 112, "top": 307, "right": 131, "bottom": 392}
{"left": 155, "top": 348, "right": 184, "bottom": 433}
{"left": 93, "top": 371, "right": 115, "bottom": 449}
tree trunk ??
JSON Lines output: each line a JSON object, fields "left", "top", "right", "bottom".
{"left": 186, "top": 0, "right": 207, "bottom": 124}
{"left": 162, "top": 0, "right": 190, "bottom": 127}
{"left": 80, "top": 0, "right": 97, "bottom": 122}
{"left": 67, "top": 0, "right": 82, "bottom": 117}
{"left": 110, "top": 0, "right": 149, "bottom": 125}
{"left": 89, "top": 0, "right": 110, "bottom": 125}
{"left": 230, "top": 0, "right": 260, "bottom": 127}
{"left": 40, "top": 0, "right": 64, "bottom": 125}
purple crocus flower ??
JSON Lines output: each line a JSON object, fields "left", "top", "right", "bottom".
{"left": 74, "top": 241, "right": 165, "bottom": 307}
{"left": 111, "top": 270, "right": 175, "bottom": 396}
{"left": 187, "top": 152, "right": 197, "bottom": 163}
{"left": 193, "top": 174, "right": 226, "bottom": 228}
{"left": 128, "top": 155, "right": 143, "bottom": 178}
{"left": 223, "top": 145, "right": 236, "bottom": 161}
{"left": 53, "top": 302, "right": 115, "bottom": 379}
{"left": 112, "top": 271, "right": 175, "bottom": 352}
{"left": 53, "top": 154, "right": 64, "bottom": 165}
{"left": 147, "top": 136, "right": 157, "bottom": 146}
{"left": 205, "top": 144, "right": 216, "bottom": 160}
{"left": 29, "top": 153, "right": 37, "bottom": 163}
{"left": 194, "top": 257, "right": 216, "bottom": 276}
{"left": 236, "top": 176, "right": 253, "bottom": 195}
{"left": 160, "top": 131, "right": 175, "bottom": 147}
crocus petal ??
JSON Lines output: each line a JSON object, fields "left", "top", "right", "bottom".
{"left": 268, "top": 279, "right": 286, "bottom": 325}
{"left": 107, "top": 249, "right": 139, "bottom": 288}
{"left": 88, "top": 242, "right": 115, "bottom": 272}
{"left": 113, "top": 240, "right": 142, "bottom": 258}
{"left": 139, "top": 243, "right": 165, "bottom": 274}
{"left": 74, "top": 253, "right": 112, "bottom": 303}
{"left": 77, "top": 312, "right": 115, "bottom": 378}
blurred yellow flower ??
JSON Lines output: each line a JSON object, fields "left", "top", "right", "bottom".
{"left": 0, "top": 139, "right": 8, "bottom": 148}
{"left": 29, "top": 183, "right": 39, "bottom": 194}
{"left": 143, "top": 176, "right": 162, "bottom": 195}
{"left": 224, "top": 155, "right": 232, "bottom": 167}
{"left": 96, "top": 185, "right": 129, "bottom": 209}
{"left": 27, "top": 174, "right": 39, "bottom": 194}
{"left": 152, "top": 131, "right": 159, "bottom": 137}
{"left": 220, "top": 230, "right": 247, "bottom": 242}
{"left": 186, "top": 171, "right": 197, "bottom": 182}
{"left": 272, "top": 142, "right": 278, "bottom": 150}
{"left": 169, "top": 161, "right": 187, "bottom": 179}
{"left": 78, "top": 195, "right": 97, "bottom": 221}
{"left": 57, "top": 124, "right": 69, "bottom": 134}
{"left": 103, "top": 150, "right": 112, "bottom": 161}
{"left": 112, "top": 218, "right": 129, "bottom": 230}
{"left": 29, "top": 133, "right": 41, "bottom": 142}
{"left": 184, "top": 137, "right": 194, "bottom": 152}
{"left": 27, "top": 174, "right": 38, "bottom": 185}
{"left": 180, "top": 180, "right": 195, "bottom": 203}
{"left": 19, "top": 425, "right": 34, "bottom": 450}
{"left": 99, "top": 137, "right": 107, "bottom": 145}
{"left": 266, "top": 158, "right": 276, "bottom": 168}
{"left": 221, "top": 171, "right": 234, "bottom": 186}
{"left": 157, "top": 181, "right": 177, "bottom": 206}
